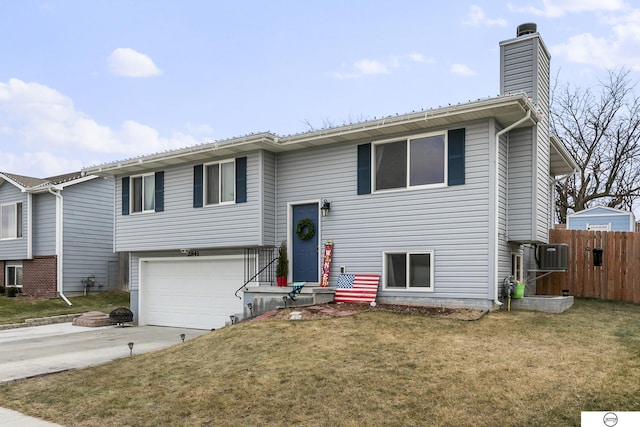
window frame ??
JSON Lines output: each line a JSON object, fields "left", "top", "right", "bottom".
{"left": 130, "top": 173, "right": 155, "bottom": 214}
{"left": 382, "top": 250, "right": 435, "bottom": 292}
{"left": 0, "top": 201, "right": 23, "bottom": 240}
{"left": 204, "top": 159, "right": 236, "bottom": 206}
{"left": 6, "top": 262, "right": 23, "bottom": 288}
{"left": 372, "top": 131, "right": 448, "bottom": 193}
{"left": 511, "top": 251, "right": 524, "bottom": 283}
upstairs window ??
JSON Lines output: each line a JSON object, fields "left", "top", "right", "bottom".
{"left": 205, "top": 160, "right": 235, "bottom": 205}
{"left": 1, "top": 202, "right": 23, "bottom": 239}
{"left": 122, "top": 172, "right": 164, "bottom": 215}
{"left": 357, "top": 128, "right": 464, "bottom": 195}
{"left": 131, "top": 174, "right": 155, "bottom": 213}
{"left": 374, "top": 133, "right": 446, "bottom": 191}
{"left": 193, "top": 157, "right": 246, "bottom": 208}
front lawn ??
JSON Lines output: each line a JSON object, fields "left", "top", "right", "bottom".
{"left": 0, "top": 291, "right": 130, "bottom": 325}
{"left": 0, "top": 298, "right": 638, "bottom": 426}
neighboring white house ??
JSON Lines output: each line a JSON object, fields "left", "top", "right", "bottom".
{"left": 84, "top": 24, "right": 578, "bottom": 330}
{"left": 566, "top": 206, "right": 636, "bottom": 232}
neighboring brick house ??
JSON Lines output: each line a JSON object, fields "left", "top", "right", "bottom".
{"left": 0, "top": 172, "right": 118, "bottom": 299}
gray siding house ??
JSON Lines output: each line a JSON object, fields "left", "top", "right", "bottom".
{"left": 0, "top": 172, "right": 118, "bottom": 300}
{"left": 85, "top": 24, "right": 577, "bottom": 330}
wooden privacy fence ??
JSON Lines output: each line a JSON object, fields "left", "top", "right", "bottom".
{"left": 537, "top": 229, "right": 640, "bottom": 303}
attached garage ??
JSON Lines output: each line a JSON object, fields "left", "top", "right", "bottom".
{"left": 139, "top": 256, "right": 244, "bottom": 330}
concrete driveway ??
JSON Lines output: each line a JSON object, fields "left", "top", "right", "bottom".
{"left": 0, "top": 323, "right": 210, "bottom": 383}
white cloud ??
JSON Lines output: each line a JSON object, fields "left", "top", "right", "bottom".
{"left": 186, "top": 122, "right": 214, "bottom": 135}
{"left": 0, "top": 79, "right": 198, "bottom": 176}
{"left": 354, "top": 59, "right": 390, "bottom": 75}
{"left": 406, "top": 53, "right": 435, "bottom": 64}
{"left": 464, "top": 5, "right": 507, "bottom": 27}
{"left": 551, "top": 8, "right": 640, "bottom": 71}
{"left": 108, "top": 48, "right": 162, "bottom": 77}
{"left": 508, "top": 0, "right": 627, "bottom": 18}
{"left": 450, "top": 64, "right": 477, "bottom": 77}
{"left": 335, "top": 53, "right": 432, "bottom": 79}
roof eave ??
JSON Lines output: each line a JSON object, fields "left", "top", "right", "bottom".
{"left": 84, "top": 93, "right": 538, "bottom": 177}
{"left": 550, "top": 135, "right": 579, "bottom": 177}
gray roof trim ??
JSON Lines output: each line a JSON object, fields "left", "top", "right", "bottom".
{"left": 0, "top": 171, "right": 97, "bottom": 193}
{"left": 550, "top": 135, "right": 579, "bottom": 176}
{"left": 85, "top": 93, "right": 539, "bottom": 177}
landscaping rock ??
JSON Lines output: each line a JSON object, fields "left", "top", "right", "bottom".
{"left": 73, "top": 311, "right": 112, "bottom": 327}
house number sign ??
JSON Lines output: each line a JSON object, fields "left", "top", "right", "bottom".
{"left": 320, "top": 240, "right": 333, "bottom": 287}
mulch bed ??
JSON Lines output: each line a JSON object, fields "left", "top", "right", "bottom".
{"left": 253, "top": 303, "right": 487, "bottom": 322}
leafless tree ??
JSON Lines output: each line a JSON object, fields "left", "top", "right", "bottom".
{"left": 551, "top": 68, "right": 640, "bottom": 223}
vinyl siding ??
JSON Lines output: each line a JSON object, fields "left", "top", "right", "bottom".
{"left": 567, "top": 207, "right": 635, "bottom": 232}
{"left": 534, "top": 39, "right": 551, "bottom": 242}
{"left": 0, "top": 183, "right": 28, "bottom": 259}
{"left": 501, "top": 33, "right": 551, "bottom": 243}
{"left": 261, "top": 150, "right": 276, "bottom": 246}
{"left": 115, "top": 152, "right": 262, "bottom": 252}
{"left": 33, "top": 193, "right": 56, "bottom": 255}
{"left": 276, "top": 120, "right": 493, "bottom": 300}
{"left": 508, "top": 127, "right": 535, "bottom": 241}
{"left": 62, "top": 177, "right": 118, "bottom": 294}
{"left": 498, "top": 128, "right": 516, "bottom": 294}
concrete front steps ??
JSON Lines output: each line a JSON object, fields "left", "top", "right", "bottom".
{"left": 510, "top": 295, "right": 574, "bottom": 313}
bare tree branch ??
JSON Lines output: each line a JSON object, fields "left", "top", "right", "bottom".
{"left": 552, "top": 68, "right": 640, "bottom": 222}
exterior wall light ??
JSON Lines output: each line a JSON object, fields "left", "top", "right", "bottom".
{"left": 321, "top": 199, "right": 331, "bottom": 217}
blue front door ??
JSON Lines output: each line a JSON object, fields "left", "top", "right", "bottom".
{"left": 292, "top": 203, "right": 319, "bottom": 282}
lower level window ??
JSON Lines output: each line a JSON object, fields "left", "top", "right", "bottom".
{"left": 383, "top": 251, "right": 433, "bottom": 290}
{"left": 511, "top": 252, "right": 523, "bottom": 283}
{"left": 6, "top": 263, "right": 23, "bottom": 287}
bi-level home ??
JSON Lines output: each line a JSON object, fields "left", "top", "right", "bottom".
{"left": 0, "top": 172, "right": 118, "bottom": 300}
{"left": 85, "top": 24, "right": 577, "bottom": 330}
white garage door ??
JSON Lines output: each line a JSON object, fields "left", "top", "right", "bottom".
{"left": 140, "top": 256, "right": 244, "bottom": 330}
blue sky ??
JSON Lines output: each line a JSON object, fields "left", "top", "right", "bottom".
{"left": 1, "top": 0, "right": 639, "bottom": 177}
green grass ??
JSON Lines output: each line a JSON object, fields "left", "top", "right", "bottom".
{"left": 0, "top": 291, "right": 130, "bottom": 324}
{"left": 0, "top": 298, "right": 639, "bottom": 426}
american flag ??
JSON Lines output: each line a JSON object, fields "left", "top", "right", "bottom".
{"left": 335, "top": 274, "right": 379, "bottom": 304}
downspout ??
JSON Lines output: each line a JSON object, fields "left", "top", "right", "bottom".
{"left": 27, "top": 193, "right": 33, "bottom": 259}
{"left": 492, "top": 110, "right": 532, "bottom": 306}
{"left": 48, "top": 187, "right": 72, "bottom": 306}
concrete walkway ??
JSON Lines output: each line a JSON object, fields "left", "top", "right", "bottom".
{"left": 0, "top": 321, "right": 210, "bottom": 425}
{"left": 0, "top": 407, "right": 64, "bottom": 426}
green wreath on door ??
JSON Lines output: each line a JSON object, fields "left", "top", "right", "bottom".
{"left": 295, "top": 218, "right": 315, "bottom": 240}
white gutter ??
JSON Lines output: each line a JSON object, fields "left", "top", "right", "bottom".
{"left": 48, "top": 187, "right": 72, "bottom": 306}
{"left": 492, "top": 110, "right": 532, "bottom": 306}
{"left": 27, "top": 193, "right": 33, "bottom": 259}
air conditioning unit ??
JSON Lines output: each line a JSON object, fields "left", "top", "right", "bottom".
{"left": 538, "top": 244, "right": 568, "bottom": 270}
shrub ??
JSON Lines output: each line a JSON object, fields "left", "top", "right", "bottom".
{"left": 275, "top": 241, "right": 288, "bottom": 278}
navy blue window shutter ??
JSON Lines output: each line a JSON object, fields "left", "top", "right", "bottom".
{"left": 235, "top": 157, "right": 247, "bottom": 203}
{"left": 193, "top": 165, "right": 203, "bottom": 208}
{"left": 448, "top": 128, "right": 465, "bottom": 186}
{"left": 357, "top": 143, "right": 371, "bottom": 195}
{"left": 154, "top": 171, "right": 164, "bottom": 212}
{"left": 121, "top": 177, "right": 130, "bottom": 215}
